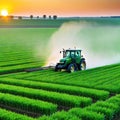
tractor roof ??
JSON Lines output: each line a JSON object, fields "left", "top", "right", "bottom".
{"left": 66, "top": 49, "right": 81, "bottom": 52}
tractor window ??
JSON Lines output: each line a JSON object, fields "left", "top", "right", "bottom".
{"left": 66, "top": 51, "right": 70, "bottom": 57}
{"left": 71, "top": 52, "right": 75, "bottom": 58}
{"left": 75, "top": 51, "right": 80, "bottom": 57}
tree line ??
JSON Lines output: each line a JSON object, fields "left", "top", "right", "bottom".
{"left": 0, "top": 15, "right": 58, "bottom": 20}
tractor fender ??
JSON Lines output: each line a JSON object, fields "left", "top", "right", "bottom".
{"left": 80, "top": 58, "right": 85, "bottom": 63}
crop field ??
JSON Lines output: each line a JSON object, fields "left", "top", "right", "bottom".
{"left": 0, "top": 18, "right": 120, "bottom": 120}
{"left": 0, "top": 28, "right": 57, "bottom": 74}
{"left": 0, "top": 63, "right": 120, "bottom": 120}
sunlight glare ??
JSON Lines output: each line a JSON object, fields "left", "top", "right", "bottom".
{"left": 1, "top": 9, "right": 8, "bottom": 16}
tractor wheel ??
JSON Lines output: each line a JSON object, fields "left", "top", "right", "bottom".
{"left": 80, "top": 61, "right": 86, "bottom": 70}
{"left": 67, "top": 64, "right": 76, "bottom": 73}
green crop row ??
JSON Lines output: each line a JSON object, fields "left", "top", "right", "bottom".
{"left": 0, "top": 55, "right": 45, "bottom": 67}
{"left": 84, "top": 94, "right": 120, "bottom": 120}
{"left": 26, "top": 63, "right": 120, "bottom": 79}
{"left": 0, "top": 62, "right": 45, "bottom": 75}
{"left": 0, "top": 59, "right": 35, "bottom": 67}
{"left": 0, "top": 55, "right": 32, "bottom": 62}
{"left": 0, "top": 92, "right": 57, "bottom": 115}
{"left": 0, "top": 108, "right": 35, "bottom": 120}
{"left": 85, "top": 103, "right": 118, "bottom": 120}
{"left": 38, "top": 94, "right": 120, "bottom": 120}
{"left": 39, "top": 108, "right": 104, "bottom": 120}
{"left": 39, "top": 111, "right": 80, "bottom": 120}
{"left": 107, "top": 94, "right": 120, "bottom": 108}
{"left": 15, "top": 63, "right": 120, "bottom": 94}
{"left": 2, "top": 63, "right": 120, "bottom": 94}
{"left": 0, "top": 83, "right": 92, "bottom": 107}
{"left": 69, "top": 108, "right": 105, "bottom": 120}
{"left": 0, "top": 77, "right": 109, "bottom": 100}
{"left": 5, "top": 63, "right": 119, "bottom": 81}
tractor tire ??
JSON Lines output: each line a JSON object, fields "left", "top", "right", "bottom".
{"left": 80, "top": 60, "right": 86, "bottom": 70}
{"left": 67, "top": 64, "right": 76, "bottom": 73}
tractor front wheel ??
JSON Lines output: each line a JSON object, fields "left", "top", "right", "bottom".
{"left": 67, "top": 64, "right": 76, "bottom": 73}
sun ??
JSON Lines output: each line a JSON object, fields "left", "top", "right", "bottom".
{"left": 1, "top": 9, "right": 8, "bottom": 16}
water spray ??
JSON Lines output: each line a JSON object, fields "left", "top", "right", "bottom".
{"left": 46, "top": 21, "right": 120, "bottom": 68}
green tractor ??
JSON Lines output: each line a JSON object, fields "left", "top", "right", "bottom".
{"left": 55, "top": 49, "right": 86, "bottom": 73}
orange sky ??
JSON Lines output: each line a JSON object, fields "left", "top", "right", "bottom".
{"left": 0, "top": 0, "right": 120, "bottom": 16}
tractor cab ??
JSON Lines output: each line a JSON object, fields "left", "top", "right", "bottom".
{"left": 64, "top": 50, "right": 81, "bottom": 58}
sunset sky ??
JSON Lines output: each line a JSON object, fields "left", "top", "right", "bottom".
{"left": 0, "top": 0, "right": 120, "bottom": 17}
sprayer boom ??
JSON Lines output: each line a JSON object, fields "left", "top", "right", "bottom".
{"left": 25, "top": 65, "right": 55, "bottom": 72}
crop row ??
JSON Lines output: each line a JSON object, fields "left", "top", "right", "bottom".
{"left": 0, "top": 77, "right": 109, "bottom": 100}
{"left": 17, "top": 64, "right": 120, "bottom": 94}
{"left": 0, "top": 52, "right": 32, "bottom": 62}
{"left": 39, "top": 94, "right": 120, "bottom": 120}
{"left": 0, "top": 108, "right": 35, "bottom": 120}
{"left": 0, "top": 58, "right": 35, "bottom": 67}
{"left": 4, "top": 64, "right": 114, "bottom": 80}
{"left": 0, "top": 92, "right": 57, "bottom": 115}
{"left": 1, "top": 63, "right": 120, "bottom": 94}
{"left": 74, "top": 94, "right": 120, "bottom": 120}
{"left": 0, "top": 55, "right": 32, "bottom": 62}
{"left": 39, "top": 108, "right": 104, "bottom": 120}
{"left": 0, "top": 62, "right": 44, "bottom": 75}
{"left": 16, "top": 63, "right": 120, "bottom": 81}
{"left": 0, "top": 55, "right": 46, "bottom": 67}
{"left": 13, "top": 63, "right": 119, "bottom": 83}
{"left": 0, "top": 83, "right": 92, "bottom": 107}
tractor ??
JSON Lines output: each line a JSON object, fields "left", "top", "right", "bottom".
{"left": 55, "top": 49, "right": 86, "bottom": 73}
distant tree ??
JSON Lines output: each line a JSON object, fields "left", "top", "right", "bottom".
{"left": 37, "top": 16, "right": 39, "bottom": 19}
{"left": 8, "top": 16, "right": 14, "bottom": 19}
{"left": 53, "top": 15, "right": 57, "bottom": 20}
{"left": 18, "top": 16, "right": 22, "bottom": 20}
{"left": 49, "top": 15, "right": 51, "bottom": 19}
{"left": 30, "top": 15, "right": 33, "bottom": 19}
{"left": 43, "top": 15, "right": 46, "bottom": 19}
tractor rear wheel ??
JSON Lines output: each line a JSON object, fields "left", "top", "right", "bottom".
{"left": 80, "top": 61, "right": 86, "bottom": 70}
{"left": 67, "top": 64, "right": 76, "bottom": 73}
